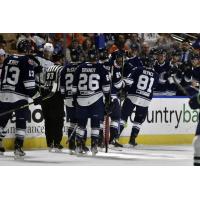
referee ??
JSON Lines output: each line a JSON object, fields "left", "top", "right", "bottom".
{"left": 37, "top": 43, "right": 64, "bottom": 152}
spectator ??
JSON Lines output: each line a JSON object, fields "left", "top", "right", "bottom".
{"left": 192, "top": 34, "right": 200, "bottom": 55}
{"left": 138, "top": 33, "right": 160, "bottom": 48}
{"left": 180, "top": 38, "right": 192, "bottom": 64}
{"left": 0, "top": 40, "right": 7, "bottom": 50}
{"left": 140, "top": 42, "right": 150, "bottom": 58}
{"left": 82, "top": 38, "right": 94, "bottom": 60}
{"left": 156, "top": 34, "right": 177, "bottom": 50}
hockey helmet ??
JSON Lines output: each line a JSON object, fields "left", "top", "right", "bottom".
{"left": 17, "top": 39, "right": 32, "bottom": 53}
{"left": 71, "top": 49, "right": 80, "bottom": 62}
{"left": 142, "top": 56, "right": 155, "bottom": 68}
{"left": 43, "top": 43, "right": 54, "bottom": 53}
{"left": 87, "top": 49, "right": 98, "bottom": 62}
{"left": 98, "top": 48, "right": 108, "bottom": 60}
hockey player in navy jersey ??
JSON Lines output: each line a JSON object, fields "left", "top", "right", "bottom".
{"left": 108, "top": 50, "right": 124, "bottom": 147}
{"left": 97, "top": 49, "right": 124, "bottom": 147}
{"left": 0, "top": 39, "right": 42, "bottom": 157}
{"left": 123, "top": 44, "right": 143, "bottom": 78}
{"left": 178, "top": 53, "right": 200, "bottom": 96}
{"left": 188, "top": 53, "right": 200, "bottom": 165}
{"left": 72, "top": 49, "right": 111, "bottom": 155}
{"left": 166, "top": 50, "right": 182, "bottom": 96}
{"left": 120, "top": 57, "right": 159, "bottom": 146}
{"left": 153, "top": 49, "right": 171, "bottom": 96}
{"left": 60, "top": 49, "right": 81, "bottom": 154}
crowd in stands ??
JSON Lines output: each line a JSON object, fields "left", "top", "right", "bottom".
{"left": 1, "top": 33, "right": 200, "bottom": 96}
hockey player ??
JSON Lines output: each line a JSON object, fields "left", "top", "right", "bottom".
{"left": 72, "top": 49, "right": 111, "bottom": 155}
{"left": 166, "top": 50, "right": 182, "bottom": 96}
{"left": 97, "top": 49, "right": 124, "bottom": 147}
{"left": 188, "top": 88, "right": 200, "bottom": 165}
{"left": 123, "top": 44, "right": 143, "bottom": 78}
{"left": 108, "top": 50, "right": 124, "bottom": 147}
{"left": 120, "top": 57, "right": 159, "bottom": 146}
{"left": 153, "top": 49, "right": 171, "bottom": 96}
{"left": 60, "top": 49, "right": 81, "bottom": 154}
{"left": 176, "top": 53, "right": 200, "bottom": 96}
{"left": 0, "top": 39, "right": 42, "bottom": 157}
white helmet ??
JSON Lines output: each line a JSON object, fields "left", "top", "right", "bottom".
{"left": 43, "top": 43, "right": 54, "bottom": 53}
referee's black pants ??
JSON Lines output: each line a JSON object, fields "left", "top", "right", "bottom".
{"left": 41, "top": 92, "right": 64, "bottom": 147}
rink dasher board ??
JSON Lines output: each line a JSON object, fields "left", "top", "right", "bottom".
{"left": 2, "top": 97, "right": 197, "bottom": 148}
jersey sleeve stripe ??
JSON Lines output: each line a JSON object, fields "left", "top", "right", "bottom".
{"left": 124, "top": 77, "right": 133, "bottom": 85}
{"left": 24, "top": 81, "right": 35, "bottom": 88}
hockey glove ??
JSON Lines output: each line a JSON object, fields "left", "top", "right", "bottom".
{"left": 105, "top": 97, "right": 115, "bottom": 115}
{"left": 189, "top": 93, "right": 200, "bottom": 109}
{"left": 32, "top": 92, "right": 43, "bottom": 105}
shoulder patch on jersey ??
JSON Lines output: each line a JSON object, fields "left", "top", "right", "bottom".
{"left": 28, "top": 59, "right": 35, "bottom": 66}
{"left": 103, "top": 65, "right": 110, "bottom": 71}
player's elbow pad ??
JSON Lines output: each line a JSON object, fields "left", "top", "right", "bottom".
{"left": 189, "top": 94, "right": 200, "bottom": 109}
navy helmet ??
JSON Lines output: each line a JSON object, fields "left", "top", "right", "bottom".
{"left": 17, "top": 39, "right": 32, "bottom": 53}
{"left": 71, "top": 48, "right": 80, "bottom": 62}
{"left": 142, "top": 56, "right": 155, "bottom": 68}
{"left": 98, "top": 48, "right": 108, "bottom": 60}
{"left": 87, "top": 49, "right": 98, "bottom": 62}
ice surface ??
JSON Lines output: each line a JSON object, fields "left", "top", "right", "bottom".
{"left": 0, "top": 145, "right": 193, "bottom": 166}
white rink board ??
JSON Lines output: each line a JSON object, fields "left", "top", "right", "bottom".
{"left": 4, "top": 97, "right": 198, "bottom": 138}
{"left": 123, "top": 97, "right": 198, "bottom": 135}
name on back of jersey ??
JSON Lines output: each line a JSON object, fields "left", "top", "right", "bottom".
{"left": 82, "top": 67, "right": 96, "bottom": 73}
{"left": 136, "top": 89, "right": 151, "bottom": 97}
{"left": 8, "top": 60, "right": 19, "bottom": 65}
{"left": 143, "top": 69, "right": 154, "bottom": 77}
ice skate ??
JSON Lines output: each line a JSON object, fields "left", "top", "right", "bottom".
{"left": 48, "top": 144, "right": 54, "bottom": 152}
{"left": 110, "top": 139, "right": 123, "bottom": 148}
{"left": 128, "top": 137, "right": 138, "bottom": 147}
{"left": 91, "top": 137, "right": 98, "bottom": 156}
{"left": 14, "top": 147, "right": 26, "bottom": 160}
{"left": 69, "top": 140, "right": 76, "bottom": 155}
{"left": 82, "top": 144, "right": 89, "bottom": 154}
{"left": 75, "top": 138, "right": 84, "bottom": 156}
{"left": 91, "top": 145, "right": 98, "bottom": 156}
{"left": 54, "top": 144, "right": 63, "bottom": 153}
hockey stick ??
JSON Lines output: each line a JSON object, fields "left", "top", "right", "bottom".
{"left": 66, "top": 125, "right": 78, "bottom": 145}
{"left": 117, "top": 53, "right": 125, "bottom": 137}
{"left": 104, "top": 63, "right": 115, "bottom": 153}
{"left": 104, "top": 114, "right": 110, "bottom": 153}
{"left": 0, "top": 82, "right": 58, "bottom": 117}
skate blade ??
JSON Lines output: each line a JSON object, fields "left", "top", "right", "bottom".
{"left": 54, "top": 149, "right": 63, "bottom": 153}
{"left": 69, "top": 150, "right": 76, "bottom": 155}
{"left": 76, "top": 151, "right": 89, "bottom": 157}
{"left": 92, "top": 151, "right": 98, "bottom": 156}
{"left": 48, "top": 148, "right": 54, "bottom": 152}
{"left": 14, "top": 155, "right": 25, "bottom": 160}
